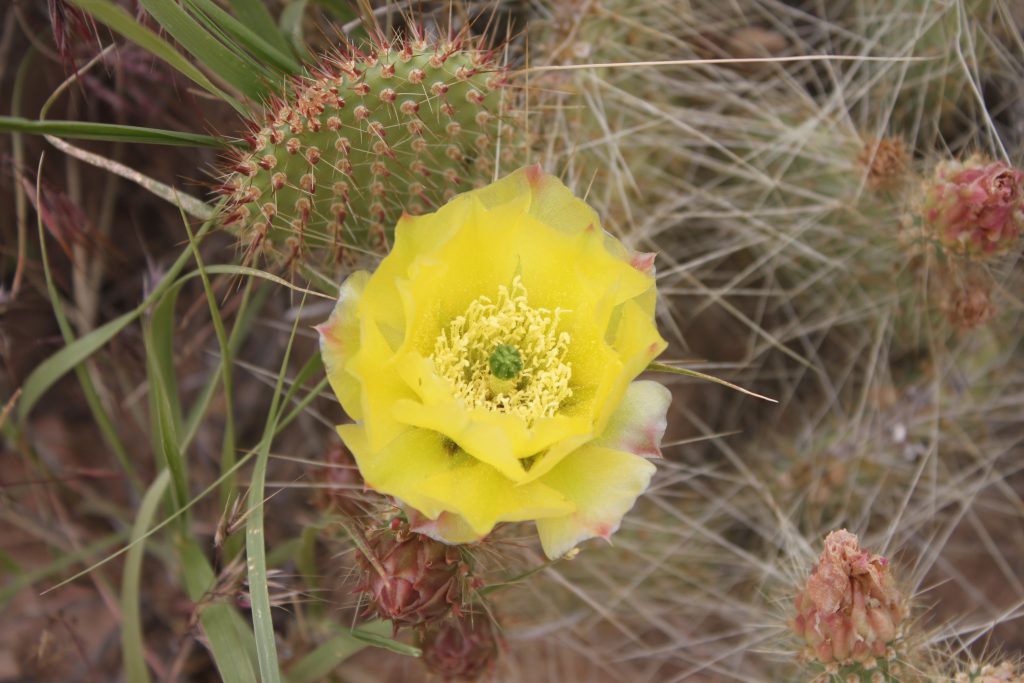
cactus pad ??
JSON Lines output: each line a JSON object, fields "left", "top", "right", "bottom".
{"left": 218, "top": 37, "right": 520, "bottom": 269}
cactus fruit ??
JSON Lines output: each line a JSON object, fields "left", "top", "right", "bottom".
{"left": 792, "top": 530, "right": 907, "bottom": 680}
{"left": 920, "top": 156, "right": 1024, "bottom": 257}
{"left": 218, "top": 35, "right": 521, "bottom": 269}
{"left": 355, "top": 518, "right": 468, "bottom": 628}
{"left": 420, "top": 612, "right": 500, "bottom": 682}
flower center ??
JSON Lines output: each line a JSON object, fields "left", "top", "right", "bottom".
{"left": 488, "top": 344, "right": 523, "bottom": 380}
{"left": 432, "top": 276, "right": 572, "bottom": 423}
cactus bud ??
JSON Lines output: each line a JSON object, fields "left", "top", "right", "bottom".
{"left": 857, "top": 137, "right": 908, "bottom": 191}
{"left": 921, "top": 156, "right": 1024, "bottom": 256}
{"left": 943, "top": 274, "right": 996, "bottom": 330}
{"left": 792, "top": 530, "right": 906, "bottom": 674}
{"left": 420, "top": 612, "right": 500, "bottom": 682}
{"left": 355, "top": 520, "right": 467, "bottom": 628}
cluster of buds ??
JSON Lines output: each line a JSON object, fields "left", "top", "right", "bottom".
{"left": 355, "top": 518, "right": 468, "bottom": 628}
{"left": 792, "top": 530, "right": 907, "bottom": 670}
{"left": 420, "top": 612, "right": 501, "bottom": 681}
{"left": 921, "top": 156, "right": 1024, "bottom": 256}
{"left": 217, "top": 32, "right": 522, "bottom": 269}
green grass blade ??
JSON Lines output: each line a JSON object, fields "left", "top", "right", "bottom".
{"left": 186, "top": 0, "right": 301, "bottom": 75}
{"left": 246, "top": 448, "right": 282, "bottom": 683}
{"left": 245, "top": 294, "right": 311, "bottom": 683}
{"left": 200, "top": 265, "right": 336, "bottom": 298}
{"left": 181, "top": 216, "right": 239, "bottom": 511}
{"left": 311, "top": 0, "right": 356, "bottom": 22}
{"left": 18, "top": 220, "right": 214, "bottom": 421}
{"left": 67, "top": 0, "right": 244, "bottom": 113}
{"left": 121, "top": 469, "right": 171, "bottom": 683}
{"left": 276, "top": 360, "right": 326, "bottom": 432}
{"left": 228, "top": 0, "right": 293, "bottom": 55}
{"left": 181, "top": 280, "right": 268, "bottom": 450}
{"left": 149, "top": 285, "right": 184, "bottom": 432}
{"left": 137, "top": 0, "right": 274, "bottom": 101}
{"left": 0, "top": 532, "right": 125, "bottom": 609}
{"left": 144, "top": 320, "right": 188, "bottom": 511}
{"left": 179, "top": 538, "right": 260, "bottom": 683}
{"left": 285, "top": 621, "right": 392, "bottom": 683}
{"left": 29, "top": 156, "right": 140, "bottom": 491}
{"left": 279, "top": 0, "right": 310, "bottom": 60}
{"left": 18, "top": 310, "right": 134, "bottom": 422}
{"left": 43, "top": 446, "right": 258, "bottom": 596}
{"left": 349, "top": 625, "right": 422, "bottom": 657}
{"left": 0, "top": 117, "right": 225, "bottom": 147}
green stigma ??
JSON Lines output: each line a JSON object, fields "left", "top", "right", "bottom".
{"left": 488, "top": 344, "right": 523, "bottom": 380}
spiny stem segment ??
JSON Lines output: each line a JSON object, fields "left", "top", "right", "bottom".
{"left": 217, "top": 34, "right": 523, "bottom": 270}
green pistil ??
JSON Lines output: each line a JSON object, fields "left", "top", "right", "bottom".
{"left": 488, "top": 344, "right": 523, "bottom": 380}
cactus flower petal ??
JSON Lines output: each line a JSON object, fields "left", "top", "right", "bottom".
{"left": 592, "top": 380, "right": 672, "bottom": 458}
{"left": 535, "top": 445, "right": 657, "bottom": 559}
{"left": 320, "top": 167, "right": 669, "bottom": 558}
{"left": 320, "top": 271, "right": 370, "bottom": 420}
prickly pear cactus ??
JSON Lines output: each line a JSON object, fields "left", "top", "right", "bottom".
{"left": 218, "top": 37, "right": 521, "bottom": 269}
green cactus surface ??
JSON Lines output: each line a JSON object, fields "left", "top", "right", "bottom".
{"left": 219, "top": 37, "right": 520, "bottom": 269}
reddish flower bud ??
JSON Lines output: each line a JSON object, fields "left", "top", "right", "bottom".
{"left": 922, "top": 156, "right": 1024, "bottom": 256}
{"left": 356, "top": 522, "right": 465, "bottom": 627}
{"left": 421, "top": 613, "right": 500, "bottom": 681}
{"left": 791, "top": 530, "right": 906, "bottom": 667}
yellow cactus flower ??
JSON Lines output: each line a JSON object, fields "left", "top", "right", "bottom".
{"left": 319, "top": 165, "right": 671, "bottom": 559}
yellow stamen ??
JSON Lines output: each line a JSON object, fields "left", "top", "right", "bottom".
{"left": 432, "top": 276, "right": 572, "bottom": 423}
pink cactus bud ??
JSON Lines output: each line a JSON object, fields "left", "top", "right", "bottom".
{"left": 922, "top": 156, "right": 1024, "bottom": 256}
{"left": 792, "top": 530, "right": 906, "bottom": 667}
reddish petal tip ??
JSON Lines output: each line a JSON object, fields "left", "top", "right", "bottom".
{"left": 631, "top": 252, "right": 657, "bottom": 273}
{"left": 525, "top": 163, "right": 545, "bottom": 188}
